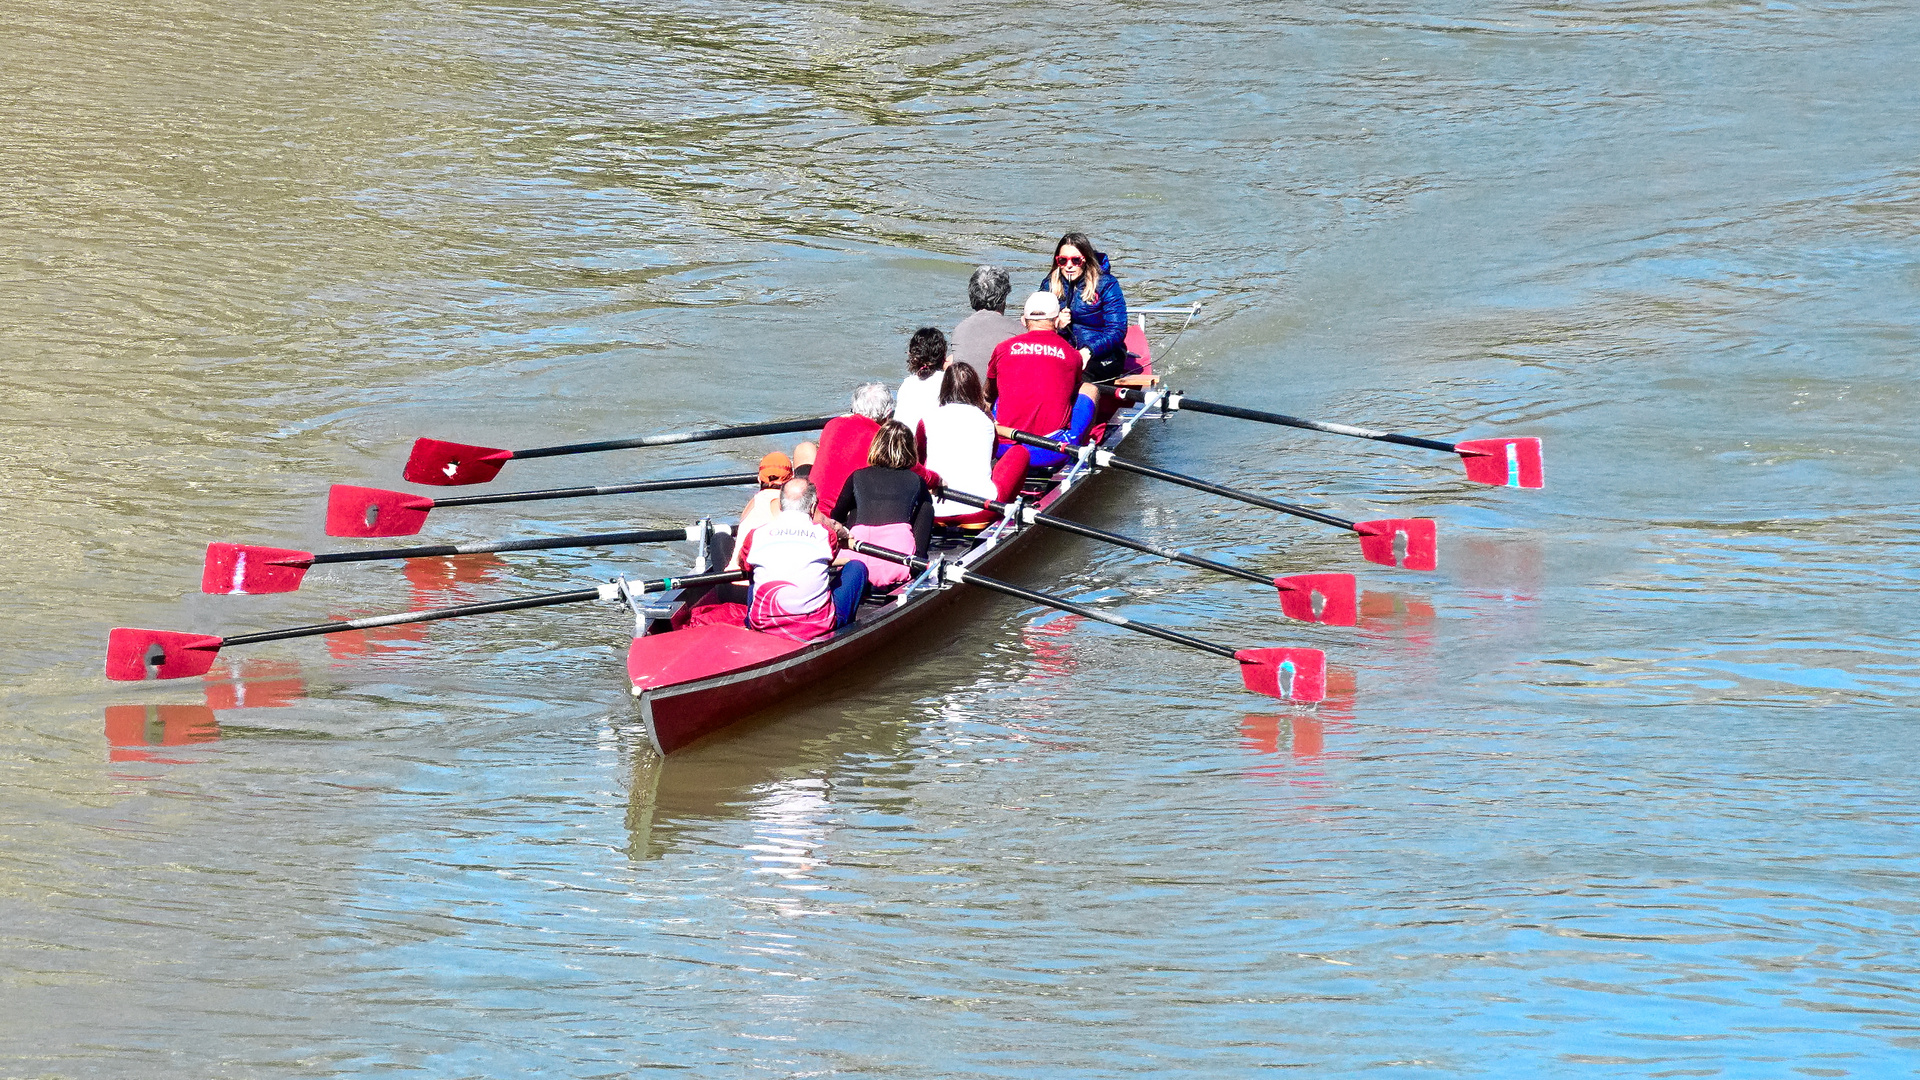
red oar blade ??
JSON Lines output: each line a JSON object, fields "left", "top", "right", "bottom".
{"left": 327, "top": 485, "right": 434, "bottom": 537}
{"left": 1356, "top": 518, "right": 1438, "bottom": 571}
{"left": 106, "top": 629, "right": 224, "bottom": 681}
{"left": 1235, "top": 647, "right": 1327, "bottom": 703}
{"left": 201, "top": 543, "right": 315, "bottom": 595}
{"left": 1274, "top": 573, "right": 1358, "bottom": 626}
{"left": 402, "top": 438, "right": 512, "bottom": 486}
{"left": 1456, "top": 437, "right": 1544, "bottom": 488}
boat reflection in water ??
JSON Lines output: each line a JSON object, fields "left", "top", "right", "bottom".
{"left": 1019, "top": 613, "right": 1081, "bottom": 681}
{"left": 621, "top": 730, "right": 855, "bottom": 869}
{"left": 618, "top": 605, "right": 1013, "bottom": 859}
{"left": 104, "top": 658, "right": 307, "bottom": 763}
{"left": 620, "top": 687, "right": 920, "bottom": 862}
{"left": 620, "top": 595, "right": 1295, "bottom": 860}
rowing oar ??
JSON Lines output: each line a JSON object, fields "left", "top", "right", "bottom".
{"left": 1004, "top": 430, "right": 1438, "bottom": 571}
{"left": 327, "top": 473, "right": 758, "bottom": 537}
{"left": 402, "top": 416, "right": 834, "bottom": 487}
{"left": 936, "top": 487, "right": 1358, "bottom": 625}
{"left": 1118, "top": 389, "right": 1543, "bottom": 488}
{"left": 844, "top": 540, "right": 1326, "bottom": 703}
{"left": 108, "top": 571, "right": 746, "bottom": 680}
{"left": 202, "top": 524, "right": 727, "bottom": 595}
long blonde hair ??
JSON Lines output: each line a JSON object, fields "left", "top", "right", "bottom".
{"left": 868, "top": 420, "right": 917, "bottom": 470}
{"left": 1046, "top": 231, "right": 1103, "bottom": 306}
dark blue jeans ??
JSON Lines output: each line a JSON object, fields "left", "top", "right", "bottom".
{"left": 831, "top": 560, "right": 869, "bottom": 626}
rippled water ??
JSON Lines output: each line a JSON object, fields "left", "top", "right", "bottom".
{"left": 4, "top": 0, "right": 1918, "bottom": 1074}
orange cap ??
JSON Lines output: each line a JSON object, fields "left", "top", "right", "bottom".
{"left": 758, "top": 452, "right": 793, "bottom": 486}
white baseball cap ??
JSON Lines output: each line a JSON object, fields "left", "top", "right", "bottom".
{"left": 1022, "top": 291, "right": 1061, "bottom": 320}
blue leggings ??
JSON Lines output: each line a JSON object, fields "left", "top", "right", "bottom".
{"left": 1019, "top": 392, "right": 1100, "bottom": 469}
{"left": 831, "top": 560, "right": 869, "bottom": 626}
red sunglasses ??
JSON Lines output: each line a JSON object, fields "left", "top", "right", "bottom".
{"left": 1054, "top": 255, "right": 1085, "bottom": 267}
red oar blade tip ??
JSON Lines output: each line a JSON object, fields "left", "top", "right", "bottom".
{"left": 106, "top": 629, "right": 224, "bottom": 681}
{"left": 201, "top": 543, "right": 315, "bottom": 595}
{"left": 1274, "top": 573, "right": 1358, "bottom": 626}
{"left": 402, "top": 438, "right": 512, "bottom": 486}
{"left": 1356, "top": 518, "right": 1438, "bottom": 572}
{"left": 1456, "top": 437, "right": 1544, "bottom": 489}
{"left": 327, "top": 485, "right": 434, "bottom": 537}
{"left": 1235, "top": 647, "right": 1327, "bottom": 703}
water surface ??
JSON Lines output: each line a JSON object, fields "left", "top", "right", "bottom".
{"left": 3, "top": 0, "right": 1917, "bottom": 1074}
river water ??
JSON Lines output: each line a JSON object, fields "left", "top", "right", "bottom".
{"left": 4, "top": 0, "right": 1917, "bottom": 1075}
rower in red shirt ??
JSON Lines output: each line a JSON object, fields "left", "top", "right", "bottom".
{"left": 985, "top": 291, "right": 1099, "bottom": 467}
{"left": 805, "top": 382, "right": 896, "bottom": 515}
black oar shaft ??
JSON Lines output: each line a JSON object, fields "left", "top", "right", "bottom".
{"left": 1004, "top": 430, "right": 1358, "bottom": 532}
{"left": 1112, "top": 458, "right": 1357, "bottom": 531}
{"left": 220, "top": 571, "right": 746, "bottom": 648}
{"left": 957, "top": 571, "right": 1239, "bottom": 660}
{"left": 844, "top": 541, "right": 1239, "bottom": 661}
{"left": 433, "top": 474, "right": 758, "bottom": 509}
{"left": 939, "top": 489, "right": 1271, "bottom": 586}
{"left": 309, "top": 528, "right": 693, "bottom": 566}
{"left": 512, "top": 417, "right": 834, "bottom": 460}
{"left": 1177, "top": 396, "right": 1458, "bottom": 452}
{"left": 1122, "top": 390, "right": 1461, "bottom": 454}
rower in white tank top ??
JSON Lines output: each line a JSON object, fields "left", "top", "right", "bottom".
{"left": 894, "top": 327, "right": 949, "bottom": 449}
{"left": 894, "top": 370, "right": 942, "bottom": 442}
{"left": 922, "top": 402, "right": 996, "bottom": 518}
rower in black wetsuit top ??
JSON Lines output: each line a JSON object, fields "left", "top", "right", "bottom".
{"left": 831, "top": 420, "right": 934, "bottom": 591}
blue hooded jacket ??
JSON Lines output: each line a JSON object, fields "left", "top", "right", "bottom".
{"left": 1040, "top": 252, "right": 1129, "bottom": 379}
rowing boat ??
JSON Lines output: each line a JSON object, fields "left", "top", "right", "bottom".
{"left": 624, "top": 314, "right": 1176, "bottom": 754}
{"left": 111, "top": 301, "right": 1389, "bottom": 719}
{"left": 107, "top": 285, "right": 1545, "bottom": 719}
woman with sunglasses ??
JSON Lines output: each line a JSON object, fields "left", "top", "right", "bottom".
{"left": 1040, "top": 232, "right": 1129, "bottom": 384}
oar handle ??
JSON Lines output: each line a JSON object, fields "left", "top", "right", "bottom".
{"left": 1002, "top": 429, "right": 1359, "bottom": 533}
{"left": 1121, "top": 390, "right": 1460, "bottom": 454}
{"left": 513, "top": 417, "right": 835, "bottom": 460}
{"left": 845, "top": 539, "right": 924, "bottom": 571}
{"left": 221, "top": 571, "right": 746, "bottom": 647}
{"left": 433, "top": 473, "right": 758, "bottom": 509}
{"left": 311, "top": 527, "right": 699, "bottom": 566}
{"left": 939, "top": 487, "right": 1273, "bottom": 587}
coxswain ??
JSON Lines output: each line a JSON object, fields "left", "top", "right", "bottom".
{"left": 1040, "top": 231, "right": 1129, "bottom": 385}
